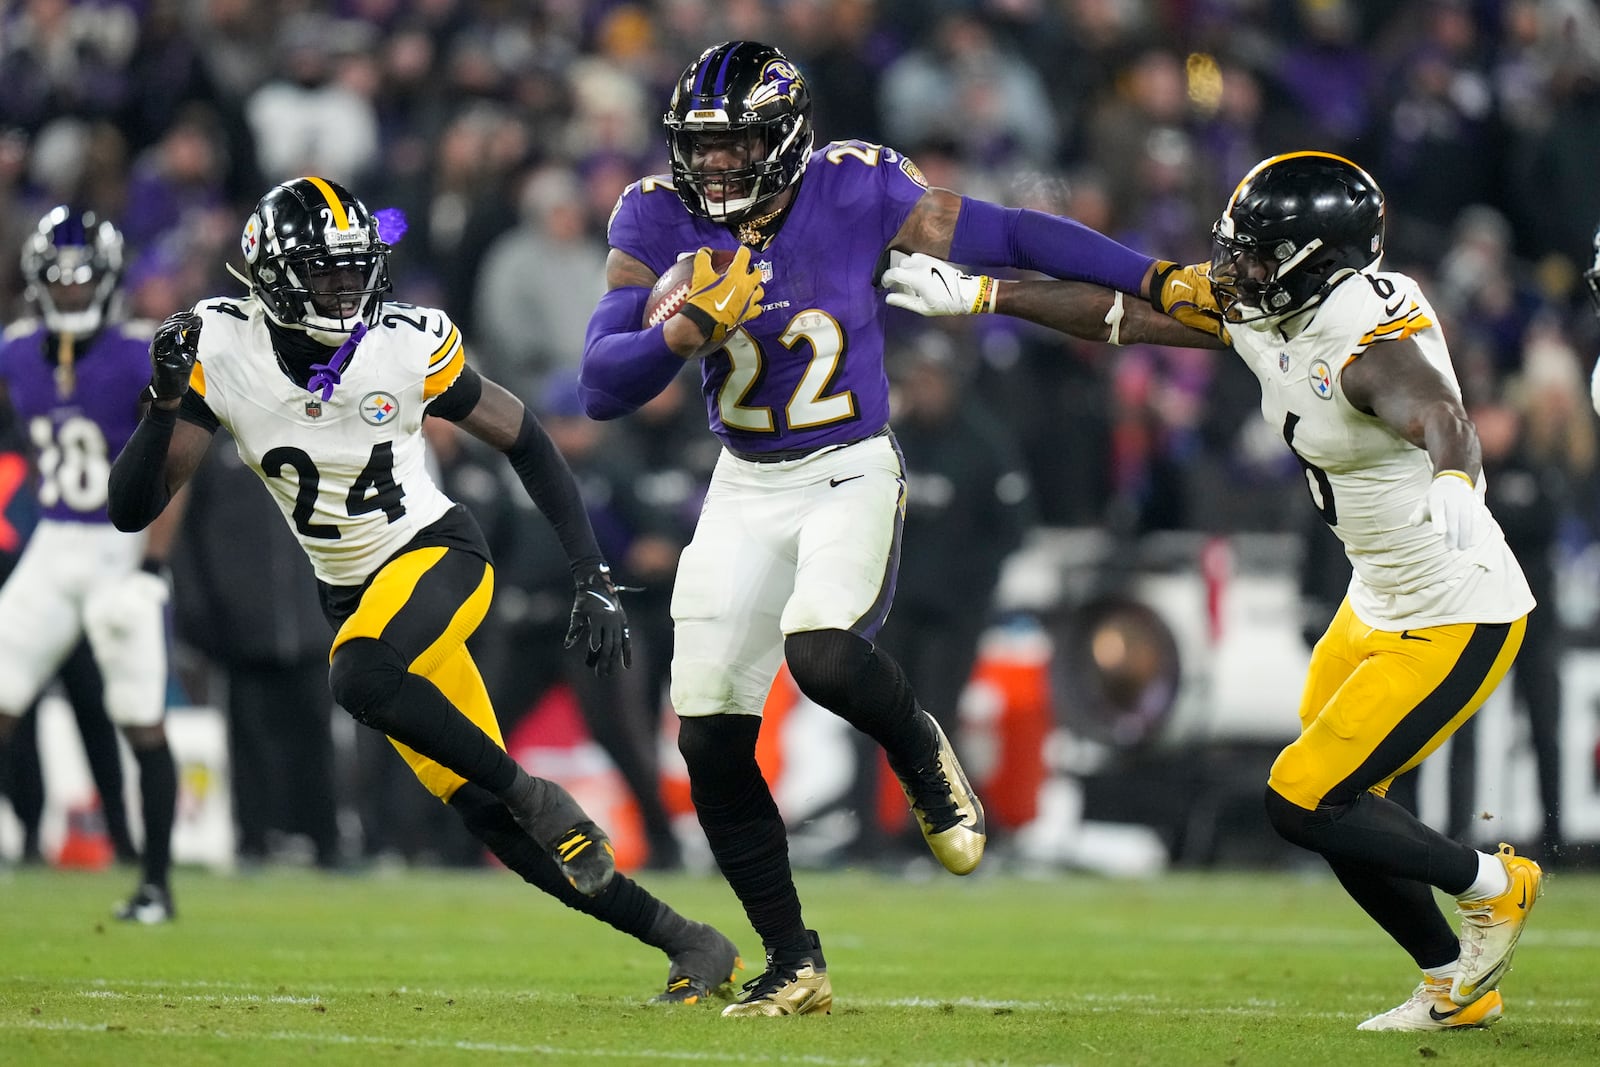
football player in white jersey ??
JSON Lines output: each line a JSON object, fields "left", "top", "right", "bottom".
{"left": 881, "top": 152, "right": 1544, "bottom": 1032}
{"left": 108, "top": 177, "right": 741, "bottom": 1004}
{"left": 1585, "top": 222, "right": 1600, "bottom": 416}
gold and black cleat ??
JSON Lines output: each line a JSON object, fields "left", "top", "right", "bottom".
{"left": 894, "top": 713, "right": 986, "bottom": 875}
{"left": 721, "top": 930, "right": 831, "bottom": 1018}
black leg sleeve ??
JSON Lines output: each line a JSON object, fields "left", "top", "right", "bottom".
{"left": 678, "top": 714, "right": 809, "bottom": 957}
{"left": 784, "top": 628, "right": 935, "bottom": 774}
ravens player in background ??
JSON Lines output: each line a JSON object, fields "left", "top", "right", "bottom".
{"left": 107, "top": 176, "right": 739, "bottom": 1003}
{"left": 0, "top": 207, "right": 183, "bottom": 921}
{"left": 578, "top": 40, "right": 1208, "bottom": 1016}
{"left": 882, "top": 151, "right": 1545, "bottom": 1031}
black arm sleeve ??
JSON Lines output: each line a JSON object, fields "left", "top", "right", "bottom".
{"left": 504, "top": 407, "right": 604, "bottom": 575}
{"left": 427, "top": 363, "right": 484, "bottom": 422}
{"left": 107, "top": 405, "right": 177, "bottom": 533}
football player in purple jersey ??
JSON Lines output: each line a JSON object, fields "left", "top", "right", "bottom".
{"left": 0, "top": 207, "right": 185, "bottom": 922}
{"left": 579, "top": 40, "right": 1207, "bottom": 1016}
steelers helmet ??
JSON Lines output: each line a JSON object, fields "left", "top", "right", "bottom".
{"left": 240, "top": 176, "right": 391, "bottom": 344}
{"left": 1210, "top": 152, "right": 1385, "bottom": 325}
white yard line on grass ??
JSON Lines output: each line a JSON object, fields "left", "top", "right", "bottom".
{"left": 4, "top": 1018, "right": 1084, "bottom": 1067}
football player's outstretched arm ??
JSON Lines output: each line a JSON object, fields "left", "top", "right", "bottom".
{"left": 108, "top": 312, "right": 216, "bottom": 533}
{"left": 887, "top": 186, "right": 1162, "bottom": 297}
{"left": 881, "top": 252, "right": 1227, "bottom": 350}
{"left": 451, "top": 372, "right": 632, "bottom": 675}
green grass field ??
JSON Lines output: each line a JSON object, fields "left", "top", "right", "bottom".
{"left": 1, "top": 863, "right": 1594, "bottom": 1066}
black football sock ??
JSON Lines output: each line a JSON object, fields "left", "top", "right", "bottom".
{"left": 1265, "top": 788, "right": 1479, "bottom": 894}
{"left": 133, "top": 743, "right": 177, "bottom": 890}
{"left": 679, "top": 715, "right": 809, "bottom": 958}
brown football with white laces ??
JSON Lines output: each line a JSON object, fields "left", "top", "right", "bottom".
{"left": 641, "top": 248, "right": 738, "bottom": 328}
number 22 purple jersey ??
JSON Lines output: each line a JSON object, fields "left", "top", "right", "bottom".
{"left": 0, "top": 322, "right": 151, "bottom": 523}
{"left": 607, "top": 140, "right": 929, "bottom": 456}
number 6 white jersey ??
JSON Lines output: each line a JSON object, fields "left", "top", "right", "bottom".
{"left": 1228, "top": 270, "right": 1534, "bottom": 630}
{"left": 184, "top": 296, "right": 461, "bottom": 585}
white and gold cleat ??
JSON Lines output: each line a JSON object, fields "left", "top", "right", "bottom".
{"left": 1358, "top": 976, "right": 1503, "bottom": 1032}
{"left": 1452, "top": 842, "right": 1545, "bottom": 1005}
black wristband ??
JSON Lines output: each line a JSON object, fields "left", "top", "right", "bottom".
{"left": 678, "top": 302, "right": 716, "bottom": 338}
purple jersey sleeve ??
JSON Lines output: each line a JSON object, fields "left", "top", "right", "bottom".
{"left": 609, "top": 141, "right": 929, "bottom": 455}
{"left": 0, "top": 324, "right": 150, "bottom": 523}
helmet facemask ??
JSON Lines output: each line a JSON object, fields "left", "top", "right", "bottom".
{"left": 1210, "top": 226, "right": 1342, "bottom": 326}
{"left": 667, "top": 116, "right": 810, "bottom": 224}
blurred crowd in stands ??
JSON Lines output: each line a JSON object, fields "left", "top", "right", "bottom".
{"left": 4, "top": 0, "right": 1600, "bottom": 867}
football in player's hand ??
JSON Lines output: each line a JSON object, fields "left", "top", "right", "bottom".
{"left": 642, "top": 248, "right": 738, "bottom": 328}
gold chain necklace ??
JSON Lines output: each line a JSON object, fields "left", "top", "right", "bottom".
{"left": 737, "top": 204, "right": 786, "bottom": 248}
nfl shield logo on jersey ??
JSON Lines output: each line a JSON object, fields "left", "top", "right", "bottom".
{"left": 304, "top": 398, "right": 322, "bottom": 419}
{"left": 1309, "top": 359, "right": 1334, "bottom": 400}
{"left": 1278, "top": 351, "right": 1290, "bottom": 374}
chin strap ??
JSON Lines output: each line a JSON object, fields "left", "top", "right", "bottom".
{"left": 307, "top": 322, "right": 368, "bottom": 401}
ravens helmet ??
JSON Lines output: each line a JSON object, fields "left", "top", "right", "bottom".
{"left": 663, "top": 41, "right": 815, "bottom": 225}
{"left": 241, "top": 176, "right": 391, "bottom": 344}
{"left": 22, "top": 206, "right": 124, "bottom": 336}
{"left": 1210, "top": 151, "right": 1385, "bottom": 325}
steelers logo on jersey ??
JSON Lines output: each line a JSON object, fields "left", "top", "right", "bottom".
{"left": 1309, "top": 359, "right": 1334, "bottom": 400}
{"left": 361, "top": 391, "right": 400, "bottom": 425}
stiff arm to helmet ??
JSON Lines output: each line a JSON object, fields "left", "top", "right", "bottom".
{"left": 1209, "top": 151, "right": 1386, "bottom": 326}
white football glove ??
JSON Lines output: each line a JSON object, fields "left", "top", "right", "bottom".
{"left": 881, "top": 251, "right": 996, "bottom": 317}
{"left": 1407, "top": 470, "right": 1485, "bottom": 551}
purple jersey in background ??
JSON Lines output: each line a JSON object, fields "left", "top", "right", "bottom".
{"left": 608, "top": 139, "right": 928, "bottom": 456}
{"left": 0, "top": 323, "right": 150, "bottom": 523}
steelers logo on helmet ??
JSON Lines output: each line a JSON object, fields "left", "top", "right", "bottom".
{"left": 242, "top": 176, "right": 393, "bottom": 346}
{"left": 1209, "top": 151, "right": 1385, "bottom": 328}
{"left": 663, "top": 41, "right": 816, "bottom": 225}
{"left": 241, "top": 213, "right": 263, "bottom": 264}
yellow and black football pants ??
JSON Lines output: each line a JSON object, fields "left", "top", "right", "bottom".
{"left": 1264, "top": 598, "right": 1526, "bottom": 968}
{"left": 326, "top": 542, "right": 680, "bottom": 933}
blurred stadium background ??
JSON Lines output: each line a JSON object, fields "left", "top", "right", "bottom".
{"left": 3, "top": 0, "right": 1600, "bottom": 881}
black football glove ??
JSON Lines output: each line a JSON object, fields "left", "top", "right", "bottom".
{"left": 147, "top": 311, "right": 203, "bottom": 403}
{"left": 564, "top": 562, "right": 632, "bottom": 677}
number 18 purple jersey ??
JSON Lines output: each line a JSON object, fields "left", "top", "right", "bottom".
{"left": 607, "top": 140, "right": 929, "bottom": 456}
{"left": 0, "top": 322, "right": 151, "bottom": 524}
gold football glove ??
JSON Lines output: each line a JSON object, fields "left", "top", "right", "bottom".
{"left": 679, "top": 245, "right": 765, "bottom": 346}
{"left": 1151, "top": 261, "right": 1225, "bottom": 338}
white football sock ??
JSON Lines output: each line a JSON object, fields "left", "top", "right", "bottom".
{"left": 1457, "top": 850, "right": 1511, "bottom": 901}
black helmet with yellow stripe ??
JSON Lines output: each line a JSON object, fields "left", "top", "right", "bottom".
{"left": 240, "top": 176, "right": 391, "bottom": 344}
{"left": 1210, "top": 151, "right": 1384, "bottom": 325}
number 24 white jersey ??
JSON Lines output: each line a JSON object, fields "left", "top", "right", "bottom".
{"left": 1227, "top": 270, "right": 1533, "bottom": 630}
{"left": 186, "top": 296, "right": 462, "bottom": 585}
